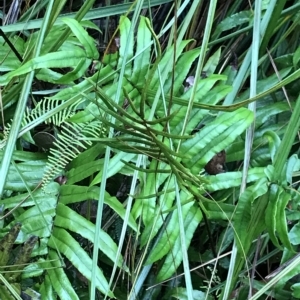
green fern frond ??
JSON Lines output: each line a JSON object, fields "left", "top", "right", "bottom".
{"left": 42, "top": 120, "right": 103, "bottom": 187}
{"left": 0, "top": 96, "right": 84, "bottom": 151}
{"left": 25, "top": 97, "right": 82, "bottom": 127}
{"left": 0, "top": 124, "right": 11, "bottom": 150}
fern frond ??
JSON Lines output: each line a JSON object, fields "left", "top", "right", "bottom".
{"left": 24, "top": 97, "right": 82, "bottom": 127}
{"left": 42, "top": 120, "right": 103, "bottom": 187}
{"left": 0, "top": 124, "right": 11, "bottom": 150}
{"left": 0, "top": 96, "right": 84, "bottom": 150}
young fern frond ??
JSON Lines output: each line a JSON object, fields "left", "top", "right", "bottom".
{"left": 42, "top": 120, "right": 103, "bottom": 187}
{"left": 24, "top": 96, "right": 84, "bottom": 127}
{"left": 0, "top": 124, "right": 11, "bottom": 150}
{"left": 0, "top": 96, "right": 84, "bottom": 150}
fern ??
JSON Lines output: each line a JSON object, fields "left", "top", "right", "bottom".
{"left": 42, "top": 120, "right": 103, "bottom": 187}
{"left": 24, "top": 98, "right": 81, "bottom": 127}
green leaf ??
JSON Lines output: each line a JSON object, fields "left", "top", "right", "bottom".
{"left": 132, "top": 16, "right": 152, "bottom": 81}
{"left": 0, "top": 49, "right": 89, "bottom": 85}
{"left": 40, "top": 274, "right": 55, "bottom": 300}
{"left": 1, "top": 182, "right": 59, "bottom": 209}
{"left": 293, "top": 46, "right": 300, "bottom": 68}
{"left": 68, "top": 143, "right": 105, "bottom": 169}
{"left": 203, "top": 202, "right": 235, "bottom": 220}
{"left": 55, "top": 203, "right": 128, "bottom": 270}
{"left": 292, "top": 282, "right": 300, "bottom": 298}
{"left": 289, "top": 222, "right": 300, "bottom": 245}
{"left": 286, "top": 154, "right": 300, "bottom": 184}
{"left": 157, "top": 204, "right": 202, "bottom": 281}
{"left": 9, "top": 187, "right": 57, "bottom": 242}
{"left": 22, "top": 260, "right": 44, "bottom": 279}
{"left": 118, "top": 16, "right": 134, "bottom": 76}
{"left": 140, "top": 181, "right": 175, "bottom": 246}
{"left": 234, "top": 178, "right": 268, "bottom": 253}
{"left": 273, "top": 249, "right": 300, "bottom": 293}
{"left": 5, "top": 161, "right": 46, "bottom": 192}
{"left": 140, "top": 161, "right": 171, "bottom": 227}
{"left": 181, "top": 108, "right": 253, "bottom": 174}
{"left": 263, "top": 131, "right": 281, "bottom": 162}
{"left": 62, "top": 18, "right": 99, "bottom": 59}
{"left": 90, "top": 152, "right": 137, "bottom": 186}
{"left": 276, "top": 188, "right": 294, "bottom": 251}
{"left": 212, "top": 10, "right": 251, "bottom": 38}
{"left": 66, "top": 159, "right": 104, "bottom": 185}
{"left": 204, "top": 167, "right": 266, "bottom": 192}
{"left": 256, "top": 101, "right": 292, "bottom": 127}
{"left": 150, "top": 40, "right": 192, "bottom": 89}
{"left": 52, "top": 58, "right": 91, "bottom": 84}
{"left": 238, "top": 67, "right": 292, "bottom": 102}
{"left": 166, "top": 287, "right": 211, "bottom": 300}
{"left": 265, "top": 184, "right": 282, "bottom": 249}
{"left": 203, "top": 47, "right": 221, "bottom": 74}
{"left": 165, "top": 48, "right": 200, "bottom": 95}
{"left": 48, "top": 227, "right": 114, "bottom": 298}
{"left": 46, "top": 250, "right": 79, "bottom": 300}
{"left": 170, "top": 75, "right": 230, "bottom": 136}
{"left": 145, "top": 196, "right": 194, "bottom": 264}
{"left": 59, "top": 185, "right": 138, "bottom": 232}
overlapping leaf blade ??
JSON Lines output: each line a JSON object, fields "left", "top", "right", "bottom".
{"left": 48, "top": 227, "right": 114, "bottom": 297}
{"left": 181, "top": 108, "right": 253, "bottom": 174}
{"left": 55, "top": 203, "right": 128, "bottom": 270}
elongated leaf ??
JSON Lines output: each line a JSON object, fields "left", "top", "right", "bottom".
{"left": 150, "top": 40, "right": 192, "bottom": 90}
{"left": 276, "top": 188, "right": 294, "bottom": 251}
{"left": 286, "top": 154, "right": 300, "bottom": 184}
{"left": 212, "top": 10, "right": 251, "bottom": 38}
{"left": 46, "top": 250, "right": 79, "bottom": 300}
{"left": 5, "top": 163, "right": 45, "bottom": 192}
{"left": 1, "top": 182, "right": 58, "bottom": 209}
{"left": 55, "top": 203, "right": 128, "bottom": 270}
{"left": 68, "top": 143, "right": 105, "bottom": 169}
{"left": 157, "top": 204, "right": 202, "bottom": 281}
{"left": 263, "top": 131, "right": 281, "bottom": 163}
{"left": 181, "top": 108, "right": 253, "bottom": 174}
{"left": 59, "top": 185, "right": 138, "bottom": 231}
{"left": 118, "top": 16, "right": 134, "bottom": 76}
{"left": 265, "top": 184, "right": 282, "bottom": 249}
{"left": 66, "top": 159, "right": 104, "bottom": 185}
{"left": 8, "top": 183, "right": 58, "bottom": 242}
{"left": 203, "top": 47, "right": 221, "bottom": 74}
{"left": 48, "top": 227, "right": 114, "bottom": 297}
{"left": 140, "top": 174, "right": 176, "bottom": 246}
{"left": 0, "top": 49, "right": 89, "bottom": 85}
{"left": 132, "top": 16, "right": 152, "bottom": 81}
{"left": 146, "top": 196, "right": 193, "bottom": 264}
{"left": 289, "top": 222, "right": 300, "bottom": 245}
{"left": 141, "top": 161, "right": 171, "bottom": 227}
{"left": 39, "top": 267, "right": 57, "bottom": 298}
{"left": 234, "top": 178, "right": 268, "bottom": 253}
{"left": 165, "top": 48, "right": 200, "bottom": 94}
{"left": 12, "top": 203, "right": 55, "bottom": 239}
{"left": 203, "top": 202, "right": 235, "bottom": 220}
{"left": 52, "top": 58, "right": 91, "bottom": 84}
{"left": 204, "top": 167, "right": 265, "bottom": 191}
{"left": 170, "top": 75, "right": 230, "bottom": 136}
{"left": 47, "top": 65, "right": 115, "bottom": 102}
{"left": 256, "top": 101, "right": 292, "bottom": 126}
{"left": 292, "top": 283, "right": 300, "bottom": 298}
{"left": 62, "top": 18, "right": 99, "bottom": 59}
{"left": 90, "top": 152, "right": 137, "bottom": 185}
